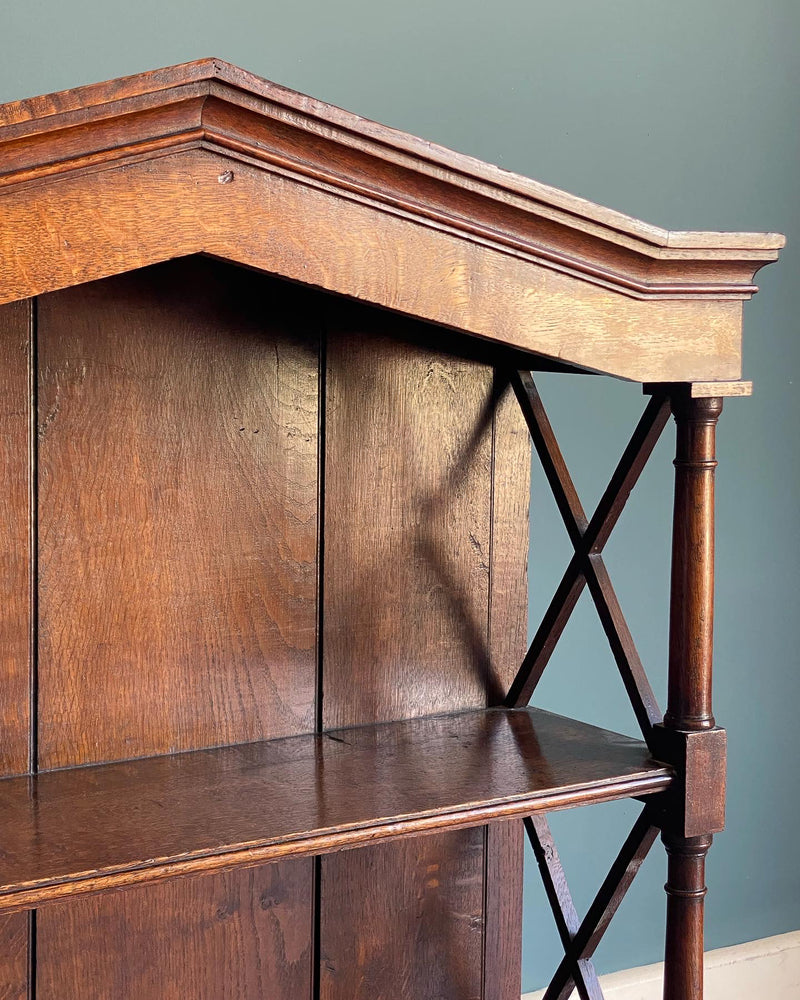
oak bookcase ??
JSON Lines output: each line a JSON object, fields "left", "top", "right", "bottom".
{"left": 0, "top": 60, "right": 783, "bottom": 1000}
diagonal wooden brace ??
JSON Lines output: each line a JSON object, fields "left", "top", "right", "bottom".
{"left": 525, "top": 815, "right": 605, "bottom": 1000}
{"left": 506, "top": 371, "right": 669, "bottom": 744}
{"left": 539, "top": 806, "right": 660, "bottom": 1000}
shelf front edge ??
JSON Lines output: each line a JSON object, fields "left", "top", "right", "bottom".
{"left": 0, "top": 769, "right": 671, "bottom": 915}
{"left": 0, "top": 707, "right": 673, "bottom": 915}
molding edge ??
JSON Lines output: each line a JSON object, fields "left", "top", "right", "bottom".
{"left": 0, "top": 62, "right": 784, "bottom": 305}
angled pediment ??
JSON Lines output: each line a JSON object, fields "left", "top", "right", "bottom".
{"left": 0, "top": 59, "right": 784, "bottom": 382}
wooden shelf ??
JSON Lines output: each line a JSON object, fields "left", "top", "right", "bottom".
{"left": 0, "top": 58, "right": 780, "bottom": 999}
{"left": 0, "top": 707, "right": 672, "bottom": 914}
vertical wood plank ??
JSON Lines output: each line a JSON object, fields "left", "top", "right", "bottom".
{"left": 0, "top": 300, "right": 33, "bottom": 1000}
{"left": 34, "top": 259, "right": 320, "bottom": 1000}
{"left": 0, "top": 913, "right": 29, "bottom": 1000}
{"left": 37, "top": 258, "right": 320, "bottom": 768}
{"left": 320, "top": 831, "right": 485, "bottom": 1000}
{"left": 0, "top": 298, "right": 32, "bottom": 777}
{"left": 36, "top": 863, "right": 314, "bottom": 1000}
{"left": 489, "top": 372, "right": 531, "bottom": 684}
{"left": 485, "top": 374, "right": 529, "bottom": 998}
{"left": 484, "top": 820, "right": 524, "bottom": 1000}
{"left": 322, "top": 313, "right": 496, "bottom": 728}
{"left": 321, "top": 307, "right": 528, "bottom": 999}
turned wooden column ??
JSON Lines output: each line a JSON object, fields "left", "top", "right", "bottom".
{"left": 662, "top": 393, "right": 723, "bottom": 1000}
{"left": 663, "top": 832, "right": 712, "bottom": 1000}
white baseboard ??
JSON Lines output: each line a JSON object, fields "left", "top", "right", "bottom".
{"left": 523, "top": 929, "right": 800, "bottom": 1000}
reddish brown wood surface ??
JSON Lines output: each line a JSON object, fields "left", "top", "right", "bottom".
{"left": 0, "top": 63, "right": 784, "bottom": 385}
{"left": 508, "top": 372, "right": 662, "bottom": 742}
{"left": 0, "top": 146, "right": 752, "bottom": 383}
{"left": 483, "top": 377, "right": 528, "bottom": 1000}
{"left": 650, "top": 726, "right": 727, "bottom": 838}
{"left": 0, "top": 707, "right": 672, "bottom": 914}
{"left": 526, "top": 815, "right": 602, "bottom": 1000}
{"left": 665, "top": 394, "right": 722, "bottom": 732}
{"left": 0, "top": 303, "right": 31, "bottom": 999}
{"left": 0, "top": 300, "right": 32, "bottom": 779}
{"left": 483, "top": 819, "right": 524, "bottom": 1000}
{"left": 0, "top": 60, "right": 781, "bottom": 267}
{"left": 36, "top": 258, "right": 320, "bottom": 768}
{"left": 662, "top": 833, "right": 711, "bottom": 1000}
{"left": 322, "top": 313, "right": 498, "bottom": 725}
{"left": 658, "top": 392, "right": 724, "bottom": 1000}
{"left": 320, "top": 830, "right": 485, "bottom": 1000}
{"left": 0, "top": 913, "right": 28, "bottom": 1000}
{"left": 0, "top": 59, "right": 770, "bottom": 999}
{"left": 36, "top": 863, "right": 313, "bottom": 999}
{"left": 489, "top": 376, "right": 531, "bottom": 686}
{"left": 320, "top": 310, "right": 532, "bottom": 998}
{"left": 540, "top": 808, "right": 659, "bottom": 1000}
{"left": 507, "top": 383, "right": 669, "bottom": 717}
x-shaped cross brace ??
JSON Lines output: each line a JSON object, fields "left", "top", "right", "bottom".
{"left": 527, "top": 807, "right": 660, "bottom": 1000}
{"left": 504, "top": 370, "right": 672, "bottom": 999}
{"left": 505, "top": 370, "right": 670, "bottom": 739}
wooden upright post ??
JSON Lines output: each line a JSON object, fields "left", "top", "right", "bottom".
{"left": 662, "top": 393, "right": 723, "bottom": 1000}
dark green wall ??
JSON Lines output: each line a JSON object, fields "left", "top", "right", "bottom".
{"left": 2, "top": 1, "right": 796, "bottom": 990}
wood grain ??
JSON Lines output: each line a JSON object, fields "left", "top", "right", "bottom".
{"left": 0, "top": 914, "right": 28, "bottom": 1000}
{"left": 0, "top": 59, "right": 782, "bottom": 261}
{"left": 320, "top": 830, "right": 485, "bottom": 1000}
{"left": 659, "top": 392, "right": 723, "bottom": 999}
{"left": 36, "top": 258, "right": 320, "bottom": 767}
{"left": 320, "top": 313, "right": 533, "bottom": 1000}
{"left": 526, "top": 814, "right": 603, "bottom": 999}
{"left": 0, "top": 299, "right": 32, "bottom": 777}
{"left": 0, "top": 58, "right": 774, "bottom": 1000}
{"left": 650, "top": 725, "right": 727, "bottom": 838}
{"left": 507, "top": 372, "right": 664, "bottom": 741}
{"left": 662, "top": 833, "right": 712, "bottom": 1000}
{"left": 36, "top": 863, "right": 313, "bottom": 1000}
{"left": 0, "top": 298, "right": 31, "bottom": 1000}
{"left": 0, "top": 147, "right": 756, "bottom": 384}
{"left": 483, "top": 375, "right": 528, "bottom": 1000}
{"left": 0, "top": 707, "right": 673, "bottom": 914}
{"left": 665, "top": 395, "right": 722, "bottom": 733}
{"left": 322, "top": 312, "right": 497, "bottom": 725}
{"left": 539, "top": 807, "right": 659, "bottom": 1000}
{"left": 484, "top": 820, "right": 524, "bottom": 1000}
{"left": 0, "top": 60, "right": 764, "bottom": 1000}
{"left": 690, "top": 380, "right": 751, "bottom": 397}
{"left": 489, "top": 373, "right": 531, "bottom": 687}
{"left": 645, "top": 380, "right": 753, "bottom": 398}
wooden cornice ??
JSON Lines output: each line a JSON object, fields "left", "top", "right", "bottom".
{"left": 0, "top": 59, "right": 785, "bottom": 383}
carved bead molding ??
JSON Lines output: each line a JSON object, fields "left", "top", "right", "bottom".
{"left": 0, "top": 59, "right": 785, "bottom": 382}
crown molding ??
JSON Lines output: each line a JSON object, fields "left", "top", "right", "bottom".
{"left": 0, "top": 61, "right": 785, "bottom": 383}
{"left": 0, "top": 60, "right": 783, "bottom": 302}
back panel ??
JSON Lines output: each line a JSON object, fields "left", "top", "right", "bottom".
{"left": 33, "top": 259, "right": 320, "bottom": 999}
{"left": 37, "top": 259, "right": 320, "bottom": 768}
{"left": 320, "top": 305, "right": 528, "bottom": 1000}
{"left": 0, "top": 257, "right": 529, "bottom": 999}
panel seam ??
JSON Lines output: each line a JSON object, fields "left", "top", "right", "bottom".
{"left": 487, "top": 368, "right": 498, "bottom": 700}
{"left": 312, "top": 309, "right": 327, "bottom": 1000}
{"left": 27, "top": 295, "right": 38, "bottom": 1000}
{"left": 482, "top": 369, "right": 499, "bottom": 1000}
{"left": 315, "top": 315, "right": 327, "bottom": 737}
{"left": 28, "top": 295, "right": 38, "bottom": 774}
{"left": 480, "top": 824, "right": 490, "bottom": 1000}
